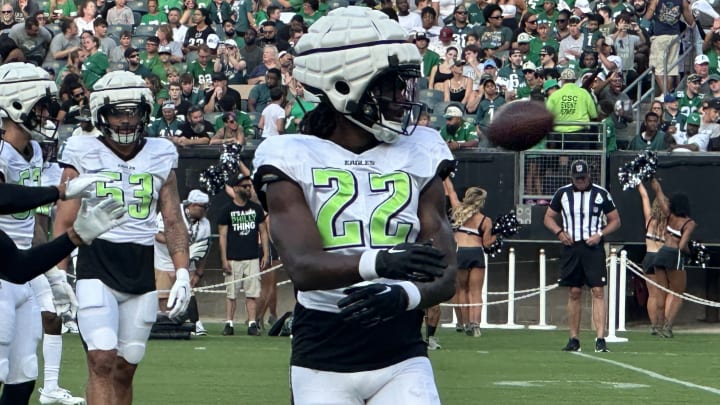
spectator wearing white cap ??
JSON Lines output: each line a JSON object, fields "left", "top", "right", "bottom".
{"left": 155, "top": 189, "right": 211, "bottom": 337}
{"left": 574, "top": 0, "right": 592, "bottom": 16}
{"left": 214, "top": 38, "right": 247, "bottom": 84}
{"left": 148, "top": 100, "right": 183, "bottom": 137}
{"left": 676, "top": 54, "right": 712, "bottom": 95}
{"left": 440, "top": 105, "right": 479, "bottom": 150}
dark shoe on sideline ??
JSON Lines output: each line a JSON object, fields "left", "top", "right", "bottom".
{"left": 248, "top": 321, "right": 260, "bottom": 336}
{"left": 562, "top": 337, "right": 581, "bottom": 352}
{"left": 595, "top": 338, "right": 609, "bottom": 353}
{"left": 222, "top": 324, "right": 234, "bottom": 336}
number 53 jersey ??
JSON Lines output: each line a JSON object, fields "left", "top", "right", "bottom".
{"left": 253, "top": 126, "right": 454, "bottom": 313}
{"left": 58, "top": 136, "right": 178, "bottom": 246}
{"left": 0, "top": 140, "right": 43, "bottom": 249}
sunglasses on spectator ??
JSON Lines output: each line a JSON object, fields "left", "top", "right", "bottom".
{"left": 73, "top": 92, "right": 84, "bottom": 98}
{"left": 556, "top": 19, "right": 567, "bottom": 23}
{"left": 488, "top": 15, "right": 502, "bottom": 19}
{"left": 2, "top": 10, "right": 12, "bottom": 13}
{"left": 226, "top": 119, "right": 236, "bottom": 123}
{"left": 128, "top": 54, "right": 139, "bottom": 58}
{"left": 456, "top": 11, "right": 466, "bottom": 14}
{"left": 528, "top": 19, "right": 537, "bottom": 24}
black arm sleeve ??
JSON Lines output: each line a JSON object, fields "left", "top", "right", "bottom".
{"left": 1, "top": 231, "right": 76, "bottom": 284}
{"left": 0, "top": 184, "right": 60, "bottom": 215}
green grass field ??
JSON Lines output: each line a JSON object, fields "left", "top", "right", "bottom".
{"left": 31, "top": 325, "right": 720, "bottom": 404}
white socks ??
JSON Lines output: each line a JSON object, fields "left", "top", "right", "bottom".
{"left": 42, "top": 334, "right": 63, "bottom": 391}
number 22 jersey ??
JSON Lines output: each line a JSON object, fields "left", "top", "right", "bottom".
{"left": 254, "top": 127, "right": 453, "bottom": 312}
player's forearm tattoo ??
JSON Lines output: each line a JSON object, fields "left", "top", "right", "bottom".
{"left": 165, "top": 215, "right": 189, "bottom": 256}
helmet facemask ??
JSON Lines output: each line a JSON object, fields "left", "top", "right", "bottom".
{"left": 346, "top": 65, "right": 425, "bottom": 144}
{"left": 97, "top": 102, "right": 151, "bottom": 145}
{"left": 20, "top": 95, "right": 60, "bottom": 143}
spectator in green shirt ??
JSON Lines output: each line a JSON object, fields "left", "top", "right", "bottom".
{"left": 414, "top": 32, "right": 440, "bottom": 78}
{"left": 440, "top": 105, "right": 479, "bottom": 150}
{"left": 141, "top": 0, "right": 169, "bottom": 25}
{"left": 627, "top": 112, "right": 672, "bottom": 151}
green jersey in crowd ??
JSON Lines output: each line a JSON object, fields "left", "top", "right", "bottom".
{"left": 440, "top": 122, "right": 478, "bottom": 143}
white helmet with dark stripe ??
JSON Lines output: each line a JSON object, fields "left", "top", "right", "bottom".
{"left": 292, "top": 6, "right": 424, "bottom": 143}
{"left": 0, "top": 62, "right": 59, "bottom": 141}
{"left": 90, "top": 71, "right": 153, "bottom": 145}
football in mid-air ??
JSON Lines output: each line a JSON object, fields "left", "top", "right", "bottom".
{"left": 487, "top": 100, "right": 554, "bottom": 151}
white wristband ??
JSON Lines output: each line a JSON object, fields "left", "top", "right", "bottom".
{"left": 398, "top": 281, "right": 421, "bottom": 310}
{"left": 598, "top": 230, "right": 604, "bottom": 237}
{"left": 358, "top": 250, "right": 380, "bottom": 281}
{"left": 176, "top": 268, "right": 190, "bottom": 281}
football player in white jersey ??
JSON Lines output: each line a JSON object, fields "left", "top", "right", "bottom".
{"left": 154, "top": 189, "right": 211, "bottom": 335}
{"left": 253, "top": 7, "right": 457, "bottom": 404}
{"left": 53, "top": 71, "right": 192, "bottom": 405}
{"left": 0, "top": 62, "right": 125, "bottom": 405}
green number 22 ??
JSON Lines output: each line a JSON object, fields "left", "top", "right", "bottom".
{"left": 96, "top": 171, "right": 154, "bottom": 219}
{"left": 313, "top": 168, "right": 413, "bottom": 249}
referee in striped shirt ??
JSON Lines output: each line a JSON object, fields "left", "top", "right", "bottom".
{"left": 543, "top": 159, "right": 621, "bottom": 353}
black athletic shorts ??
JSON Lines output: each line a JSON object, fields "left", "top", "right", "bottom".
{"left": 654, "top": 246, "right": 684, "bottom": 271}
{"left": 457, "top": 246, "right": 486, "bottom": 270}
{"left": 642, "top": 252, "right": 657, "bottom": 274}
{"left": 558, "top": 242, "right": 606, "bottom": 287}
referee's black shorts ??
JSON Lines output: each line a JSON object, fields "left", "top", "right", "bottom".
{"left": 558, "top": 242, "right": 607, "bottom": 288}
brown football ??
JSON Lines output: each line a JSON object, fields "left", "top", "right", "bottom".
{"left": 487, "top": 100, "right": 555, "bottom": 151}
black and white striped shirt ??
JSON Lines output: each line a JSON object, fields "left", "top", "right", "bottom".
{"left": 549, "top": 183, "right": 617, "bottom": 242}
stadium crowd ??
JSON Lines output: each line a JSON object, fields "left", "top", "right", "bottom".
{"left": 0, "top": 0, "right": 716, "bottom": 153}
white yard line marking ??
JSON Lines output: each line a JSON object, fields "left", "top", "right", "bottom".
{"left": 574, "top": 352, "right": 720, "bottom": 396}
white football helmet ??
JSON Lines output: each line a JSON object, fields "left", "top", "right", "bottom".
{"left": 90, "top": 71, "right": 153, "bottom": 145}
{"left": 0, "top": 62, "right": 59, "bottom": 141}
{"left": 292, "top": 6, "right": 424, "bottom": 143}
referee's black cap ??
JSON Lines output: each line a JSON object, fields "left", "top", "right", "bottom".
{"left": 570, "top": 160, "right": 589, "bottom": 178}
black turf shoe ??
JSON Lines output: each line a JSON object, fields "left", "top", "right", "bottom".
{"left": 595, "top": 338, "right": 609, "bottom": 353}
{"left": 562, "top": 337, "right": 581, "bottom": 352}
{"left": 222, "top": 323, "right": 234, "bottom": 336}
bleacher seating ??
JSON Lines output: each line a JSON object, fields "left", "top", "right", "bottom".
{"left": 109, "top": 62, "right": 128, "bottom": 71}
{"left": 128, "top": 0, "right": 149, "bottom": 14}
{"left": 43, "top": 60, "right": 65, "bottom": 74}
{"left": 418, "top": 89, "right": 444, "bottom": 111}
{"left": 131, "top": 36, "right": 148, "bottom": 50}
{"left": 132, "top": 11, "right": 143, "bottom": 27}
{"left": 134, "top": 24, "right": 157, "bottom": 38}
{"left": 205, "top": 111, "right": 222, "bottom": 124}
{"left": 108, "top": 24, "right": 133, "bottom": 41}
{"left": 46, "top": 23, "right": 62, "bottom": 36}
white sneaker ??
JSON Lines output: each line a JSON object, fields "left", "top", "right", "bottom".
{"left": 39, "top": 387, "right": 86, "bottom": 405}
{"left": 195, "top": 320, "right": 207, "bottom": 336}
{"left": 427, "top": 336, "right": 441, "bottom": 350}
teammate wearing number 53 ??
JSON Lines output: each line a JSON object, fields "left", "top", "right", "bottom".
{"left": 253, "top": 7, "right": 456, "bottom": 404}
{"left": 54, "top": 71, "right": 191, "bottom": 405}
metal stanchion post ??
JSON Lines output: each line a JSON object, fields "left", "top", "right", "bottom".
{"left": 606, "top": 248, "right": 628, "bottom": 343}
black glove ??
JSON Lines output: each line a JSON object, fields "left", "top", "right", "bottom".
{"left": 374, "top": 242, "right": 446, "bottom": 282}
{"left": 337, "top": 284, "right": 408, "bottom": 328}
